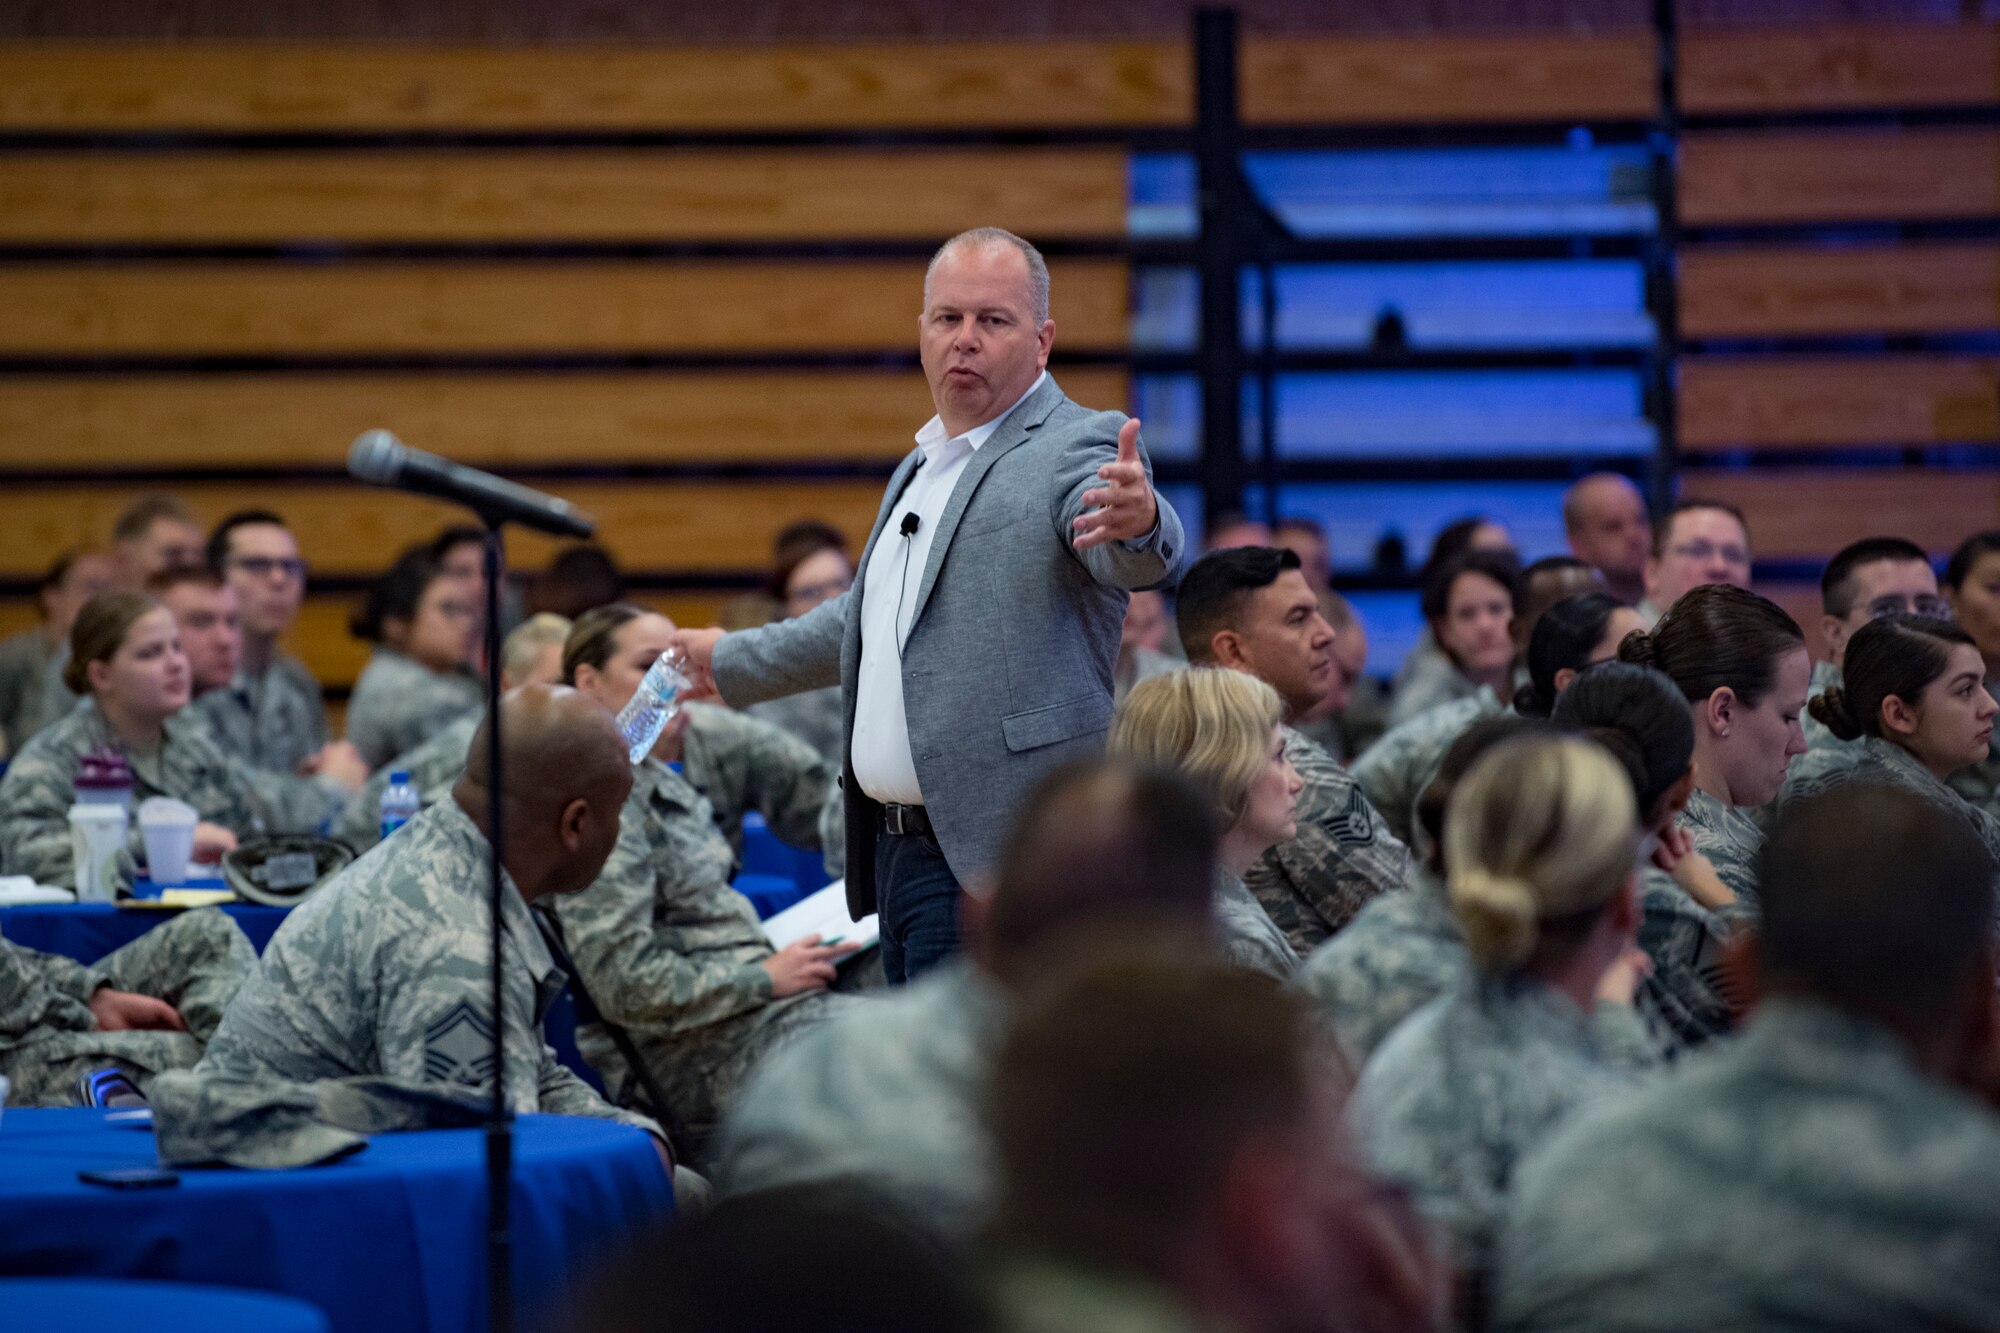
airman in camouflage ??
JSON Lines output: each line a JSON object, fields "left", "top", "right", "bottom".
{"left": 0, "top": 699, "right": 345, "bottom": 889}
{"left": 1213, "top": 866, "right": 1298, "bottom": 980}
{"left": 333, "top": 708, "right": 480, "bottom": 853}
{"left": 546, "top": 754, "right": 851, "bottom": 1158}
{"left": 1674, "top": 787, "right": 1766, "bottom": 914}
{"left": 1351, "top": 690, "right": 1503, "bottom": 849}
{"left": 0, "top": 630, "right": 72, "bottom": 758}
{"left": 1389, "top": 649, "right": 1482, "bottom": 728}
{"left": 716, "top": 960, "right": 1006, "bottom": 1242}
{"left": 0, "top": 907, "right": 254, "bottom": 1104}
{"left": 1779, "top": 735, "right": 2000, "bottom": 871}
{"left": 1296, "top": 866, "right": 1465, "bottom": 1070}
{"left": 189, "top": 654, "right": 329, "bottom": 775}
{"left": 1348, "top": 976, "right": 1657, "bottom": 1278}
{"left": 344, "top": 647, "right": 483, "bottom": 770}
{"left": 1245, "top": 726, "right": 1410, "bottom": 954}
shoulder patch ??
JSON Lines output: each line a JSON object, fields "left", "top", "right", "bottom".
{"left": 422, "top": 1000, "right": 497, "bottom": 1087}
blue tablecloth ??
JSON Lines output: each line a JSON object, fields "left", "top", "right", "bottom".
{"left": 0, "top": 902, "right": 290, "bottom": 964}
{"left": 0, "top": 1108, "right": 673, "bottom": 1333}
{"left": 1, "top": 1277, "right": 329, "bottom": 1333}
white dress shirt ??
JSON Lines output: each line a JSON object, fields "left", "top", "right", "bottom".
{"left": 850, "top": 373, "right": 1047, "bottom": 806}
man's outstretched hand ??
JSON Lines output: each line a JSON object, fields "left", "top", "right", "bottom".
{"left": 1073, "top": 418, "right": 1159, "bottom": 551}
{"left": 666, "top": 628, "right": 725, "bottom": 700}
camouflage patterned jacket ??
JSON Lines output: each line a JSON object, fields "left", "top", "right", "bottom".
{"left": 1297, "top": 867, "right": 1465, "bottom": 1071}
{"left": 1349, "top": 975, "right": 1657, "bottom": 1275}
{"left": 1778, "top": 734, "right": 2000, "bottom": 870}
{"left": 716, "top": 960, "right": 1006, "bottom": 1242}
{"left": 0, "top": 699, "right": 343, "bottom": 888}
{"left": 343, "top": 648, "right": 483, "bottom": 770}
{"left": 0, "top": 931, "right": 105, "bottom": 1051}
{"left": 188, "top": 653, "right": 329, "bottom": 775}
{"left": 0, "top": 628, "right": 71, "bottom": 758}
{"left": 1214, "top": 865, "right": 1300, "bottom": 980}
{"left": 1633, "top": 863, "right": 1736, "bottom": 1056}
{"left": 747, "top": 685, "right": 843, "bottom": 765}
{"left": 1389, "top": 649, "right": 1482, "bottom": 729}
{"left": 333, "top": 707, "right": 480, "bottom": 854}
{"left": 1245, "top": 726, "right": 1411, "bottom": 954}
{"left": 197, "top": 800, "right": 659, "bottom": 1140}
{"left": 1675, "top": 788, "right": 1767, "bottom": 916}
{"left": 546, "top": 756, "right": 840, "bottom": 1139}
{"left": 1496, "top": 999, "right": 2000, "bottom": 1332}
{"left": 1351, "top": 690, "right": 1504, "bottom": 850}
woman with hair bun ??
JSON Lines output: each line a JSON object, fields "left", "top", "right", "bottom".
{"left": 1618, "top": 583, "right": 1811, "bottom": 911}
{"left": 1782, "top": 615, "right": 2000, "bottom": 862}
{"left": 1347, "top": 734, "right": 1656, "bottom": 1309}
{"left": 1511, "top": 591, "right": 1648, "bottom": 720}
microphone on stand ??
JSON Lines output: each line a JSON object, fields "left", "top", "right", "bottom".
{"left": 347, "top": 430, "right": 596, "bottom": 540}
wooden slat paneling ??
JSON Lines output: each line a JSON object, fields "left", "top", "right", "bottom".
{"left": 1680, "top": 355, "right": 2000, "bottom": 452}
{"left": 1679, "top": 243, "right": 2000, "bottom": 340}
{"left": 1684, "top": 468, "right": 2000, "bottom": 560}
{"left": 0, "top": 480, "right": 888, "bottom": 579}
{"left": 1754, "top": 580, "right": 1829, "bottom": 662}
{"left": 0, "top": 259, "right": 1129, "bottom": 357}
{"left": 0, "top": 147, "right": 1130, "bottom": 245}
{"left": 0, "top": 43, "right": 1189, "bottom": 132}
{"left": 1680, "top": 24, "right": 2000, "bottom": 115}
{"left": 1679, "top": 129, "right": 2000, "bottom": 226}
{"left": 0, "top": 368, "right": 1132, "bottom": 470}
{"left": 1242, "top": 31, "right": 1657, "bottom": 124}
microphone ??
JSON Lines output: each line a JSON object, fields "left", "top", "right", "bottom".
{"left": 347, "top": 430, "right": 596, "bottom": 539}
{"left": 899, "top": 512, "right": 921, "bottom": 538}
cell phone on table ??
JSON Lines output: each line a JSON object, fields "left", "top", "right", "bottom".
{"left": 78, "top": 1166, "right": 180, "bottom": 1189}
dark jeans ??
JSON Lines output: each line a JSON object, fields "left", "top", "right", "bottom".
{"left": 874, "top": 829, "right": 962, "bottom": 986}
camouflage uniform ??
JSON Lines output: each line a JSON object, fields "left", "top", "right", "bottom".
{"left": 189, "top": 654, "right": 329, "bottom": 775}
{"left": 679, "top": 701, "right": 834, "bottom": 861}
{"left": 1297, "top": 867, "right": 1465, "bottom": 1070}
{"left": 343, "top": 648, "right": 483, "bottom": 770}
{"left": 0, "top": 699, "right": 344, "bottom": 889}
{"left": 1245, "top": 725, "right": 1411, "bottom": 954}
{"left": 0, "top": 908, "right": 254, "bottom": 1104}
{"left": 716, "top": 960, "right": 1006, "bottom": 1243}
{"left": 197, "top": 800, "right": 661, "bottom": 1142}
{"left": 1798, "top": 658, "right": 1848, "bottom": 755}
{"left": 1348, "top": 976, "right": 1657, "bottom": 1275}
{"left": 747, "top": 685, "right": 843, "bottom": 765}
{"left": 1389, "top": 650, "right": 1482, "bottom": 729}
{"left": 1633, "top": 864, "right": 1736, "bottom": 1056}
{"left": 332, "top": 708, "right": 480, "bottom": 854}
{"left": 0, "top": 629, "right": 72, "bottom": 758}
{"left": 1214, "top": 866, "right": 1299, "bottom": 980}
{"left": 1112, "top": 645, "right": 1180, "bottom": 704}
{"left": 547, "top": 756, "right": 847, "bottom": 1154}
{"left": 989, "top": 1261, "right": 1207, "bottom": 1333}
{"left": 1351, "top": 689, "right": 1503, "bottom": 848}
{"left": 1496, "top": 999, "right": 2000, "bottom": 1332}
{"left": 1675, "top": 788, "right": 1766, "bottom": 915}
{"left": 1779, "top": 734, "right": 2000, "bottom": 870}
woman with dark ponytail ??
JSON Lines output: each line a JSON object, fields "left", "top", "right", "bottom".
{"left": 1783, "top": 615, "right": 2000, "bottom": 862}
{"left": 1616, "top": 584, "right": 1811, "bottom": 911}
{"left": 1512, "top": 592, "right": 1648, "bottom": 720}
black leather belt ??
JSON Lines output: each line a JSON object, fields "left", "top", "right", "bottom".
{"left": 880, "top": 803, "right": 934, "bottom": 837}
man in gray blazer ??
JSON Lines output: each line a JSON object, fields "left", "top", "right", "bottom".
{"left": 674, "top": 227, "right": 1185, "bottom": 983}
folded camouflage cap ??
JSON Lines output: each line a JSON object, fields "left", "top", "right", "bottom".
{"left": 151, "top": 1072, "right": 486, "bottom": 1169}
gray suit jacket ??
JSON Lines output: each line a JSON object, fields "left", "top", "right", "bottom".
{"left": 713, "top": 375, "right": 1186, "bottom": 916}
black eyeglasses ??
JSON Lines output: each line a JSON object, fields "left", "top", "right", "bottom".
{"left": 227, "top": 555, "right": 308, "bottom": 581}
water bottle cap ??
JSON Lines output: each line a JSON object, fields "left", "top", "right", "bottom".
{"left": 389, "top": 771, "right": 410, "bottom": 784}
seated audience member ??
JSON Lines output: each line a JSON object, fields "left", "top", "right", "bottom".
{"left": 1174, "top": 547, "right": 1410, "bottom": 952}
{"left": 550, "top": 603, "right": 846, "bottom": 1160}
{"left": 197, "top": 509, "right": 332, "bottom": 775}
{"left": 150, "top": 566, "right": 238, "bottom": 700}
{"left": 1109, "top": 670, "right": 1302, "bottom": 979}
{"left": 1349, "top": 736, "right": 1656, "bottom": 1305}
{"left": 1298, "top": 589, "right": 1391, "bottom": 762}
{"left": 0, "top": 593, "right": 345, "bottom": 888}
{"left": 1561, "top": 473, "right": 1650, "bottom": 607}
{"left": 1354, "top": 561, "right": 1604, "bottom": 851}
{"left": 110, "top": 494, "right": 204, "bottom": 589}
{"left": 0, "top": 548, "right": 117, "bottom": 755}
{"left": 1802, "top": 537, "right": 1942, "bottom": 754}
{"left": 1113, "top": 589, "right": 1179, "bottom": 702}
{"left": 1300, "top": 714, "right": 1542, "bottom": 1070}
{"left": 717, "top": 760, "right": 1220, "bottom": 1243}
{"left": 1619, "top": 585, "right": 1810, "bottom": 910}
{"left": 746, "top": 522, "right": 852, "bottom": 762}
{"left": 344, "top": 548, "right": 483, "bottom": 768}
{"left": 1393, "top": 516, "right": 1516, "bottom": 695}
{"left": 333, "top": 613, "right": 572, "bottom": 853}
{"left": 1553, "top": 665, "right": 1740, "bottom": 1054}
{"left": 197, "top": 686, "right": 665, "bottom": 1145}
{"left": 429, "top": 524, "right": 524, "bottom": 638}
{"left": 1272, "top": 513, "right": 1333, "bottom": 594}
{"left": 1496, "top": 786, "right": 2000, "bottom": 1331}
{"left": 985, "top": 952, "right": 1440, "bottom": 1333}
{"left": 1784, "top": 616, "right": 2000, "bottom": 865}
{"left": 0, "top": 908, "right": 254, "bottom": 1105}
{"left": 527, "top": 544, "right": 624, "bottom": 621}
{"left": 1508, "top": 592, "right": 1648, "bottom": 721}
{"left": 1635, "top": 498, "right": 1751, "bottom": 628}
{"left": 1204, "top": 509, "right": 1274, "bottom": 551}
{"left": 1391, "top": 549, "right": 1520, "bottom": 727}
{"left": 1942, "top": 529, "right": 2000, "bottom": 813}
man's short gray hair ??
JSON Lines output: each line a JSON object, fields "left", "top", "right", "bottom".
{"left": 925, "top": 227, "right": 1051, "bottom": 325}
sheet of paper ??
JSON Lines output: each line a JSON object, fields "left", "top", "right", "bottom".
{"left": 761, "top": 880, "right": 880, "bottom": 953}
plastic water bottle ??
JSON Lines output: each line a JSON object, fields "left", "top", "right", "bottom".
{"left": 379, "top": 771, "right": 420, "bottom": 841}
{"left": 614, "top": 648, "right": 691, "bottom": 764}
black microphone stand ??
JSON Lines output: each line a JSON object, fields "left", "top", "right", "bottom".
{"left": 478, "top": 520, "right": 512, "bottom": 1333}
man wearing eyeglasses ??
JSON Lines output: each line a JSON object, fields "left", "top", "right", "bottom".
{"left": 1635, "top": 500, "right": 1753, "bottom": 628}
{"left": 1798, "top": 537, "right": 1948, "bottom": 756}
{"left": 197, "top": 510, "right": 342, "bottom": 777}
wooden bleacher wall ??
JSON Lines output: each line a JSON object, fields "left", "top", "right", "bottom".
{"left": 1, "top": 23, "right": 1998, "bottom": 688}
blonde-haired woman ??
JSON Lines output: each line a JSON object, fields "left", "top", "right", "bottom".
{"left": 1346, "top": 734, "right": 1657, "bottom": 1311}
{"left": 1109, "top": 668, "right": 1303, "bottom": 979}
